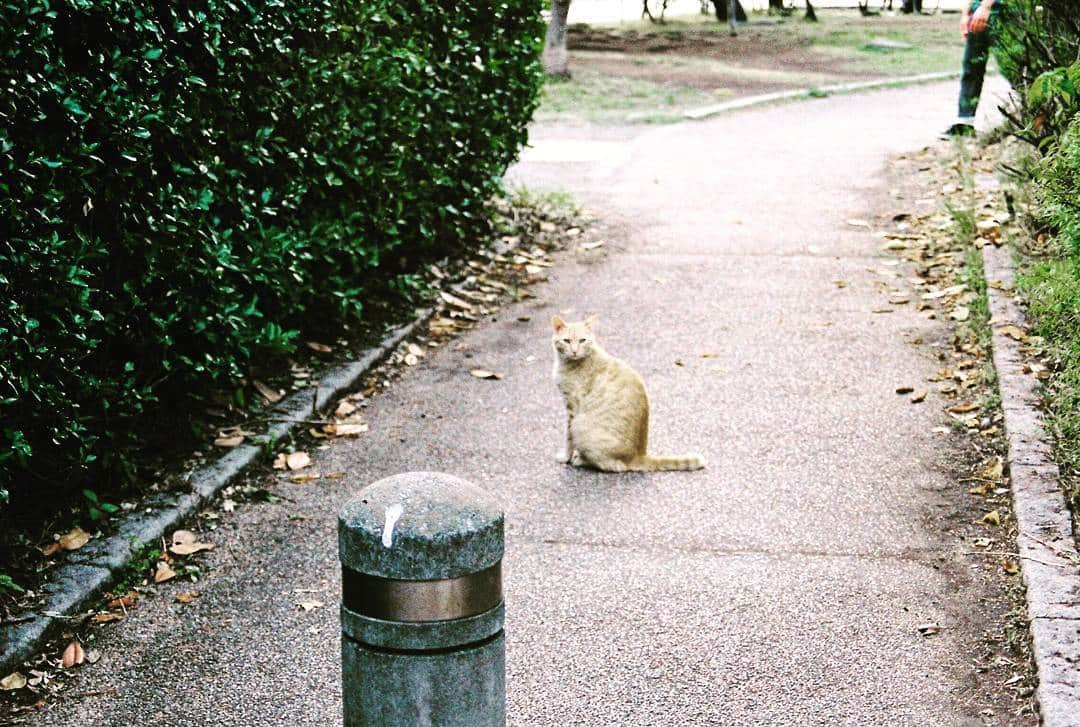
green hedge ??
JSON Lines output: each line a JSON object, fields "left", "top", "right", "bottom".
{"left": 0, "top": 0, "right": 543, "bottom": 515}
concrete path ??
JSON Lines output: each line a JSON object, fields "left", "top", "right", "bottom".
{"left": 28, "top": 80, "right": 1012, "bottom": 725}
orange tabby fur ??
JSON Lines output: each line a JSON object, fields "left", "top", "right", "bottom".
{"left": 552, "top": 314, "right": 704, "bottom": 472}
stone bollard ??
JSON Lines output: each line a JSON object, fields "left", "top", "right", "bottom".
{"left": 339, "top": 472, "right": 505, "bottom": 727}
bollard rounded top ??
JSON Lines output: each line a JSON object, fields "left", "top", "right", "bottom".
{"left": 339, "top": 472, "right": 504, "bottom": 580}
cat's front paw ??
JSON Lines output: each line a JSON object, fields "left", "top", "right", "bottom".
{"left": 555, "top": 450, "right": 571, "bottom": 464}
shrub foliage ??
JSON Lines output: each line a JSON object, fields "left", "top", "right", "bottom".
{"left": 993, "top": 0, "right": 1080, "bottom": 145}
{"left": 0, "top": 0, "right": 543, "bottom": 514}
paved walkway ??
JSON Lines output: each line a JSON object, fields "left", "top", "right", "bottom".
{"left": 30, "top": 79, "right": 1012, "bottom": 725}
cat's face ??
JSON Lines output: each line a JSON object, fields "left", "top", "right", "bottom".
{"left": 551, "top": 315, "right": 598, "bottom": 361}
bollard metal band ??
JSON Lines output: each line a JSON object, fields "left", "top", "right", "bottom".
{"left": 343, "top": 562, "right": 501, "bottom": 623}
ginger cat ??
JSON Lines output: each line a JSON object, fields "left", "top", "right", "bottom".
{"left": 552, "top": 314, "right": 705, "bottom": 472}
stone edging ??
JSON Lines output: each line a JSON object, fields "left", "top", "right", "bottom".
{"left": 678, "top": 71, "right": 959, "bottom": 121}
{"left": 981, "top": 243, "right": 1080, "bottom": 725}
{"left": 0, "top": 315, "right": 426, "bottom": 676}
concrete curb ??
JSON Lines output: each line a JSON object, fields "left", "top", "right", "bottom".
{"left": 981, "top": 242, "right": 1080, "bottom": 726}
{"left": 677, "top": 71, "right": 959, "bottom": 121}
{"left": 0, "top": 315, "right": 426, "bottom": 676}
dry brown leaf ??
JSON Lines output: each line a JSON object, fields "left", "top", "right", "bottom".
{"left": 948, "top": 402, "right": 980, "bottom": 414}
{"left": 1, "top": 672, "right": 27, "bottom": 690}
{"left": 846, "top": 218, "right": 871, "bottom": 228}
{"left": 579, "top": 241, "right": 605, "bottom": 251}
{"left": 469, "top": 369, "right": 502, "bottom": 380}
{"left": 439, "top": 291, "right": 473, "bottom": 311}
{"left": 981, "top": 510, "right": 1002, "bottom": 526}
{"left": 153, "top": 562, "right": 177, "bottom": 584}
{"left": 895, "top": 386, "right": 914, "bottom": 395}
{"left": 911, "top": 390, "right": 928, "bottom": 404}
{"left": 305, "top": 341, "right": 332, "bottom": 353}
{"left": 92, "top": 611, "right": 124, "bottom": 624}
{"left": 326, "top": 422, "right": 368, "bottom": 437}
{"left": 40, "top": 542, "right": 62, "bottom": 557}
{"left": 996, "top": 325, "right": 1027, "bottom": 341}
{"left": 290, "top": 473, "right": 321, "bottom": 484}
{"left": 917, "top": 623, "right": 941, "bottom": 636}
{"left": 949, "top": 306, "right": 970, "bottom": 322}
{"left": 833, "top": 280, "right": 847, "bottom": 289}
{"left": 58, "top": 527, "right": 90, "bottom": 551}
{"left": 214, "top": 435, "right": 245, "bottom": 448}
{"left": 175, "top": 591, "right": 200, "bottom": 604}
{"left": 324, "top": 471, "right": 346, "bottom": 480}
{"left": 61, "top": 640, "right": 85, "bottom": 669}
{"left": 169, "top": 530, "right": 215, "bottom": 556}
{"left": 335, "top": 400, "right": 357, "bottom": 418}
{"left": 1001, "top": 559, "right": 1020, "bottom": 575}
{"left": 286, "top": 451, "right": 311, "bottom": 471}
{"left": 106, "top": 591, "right": 138, "bottom": 610}
{"left": 272, "top": 452, "right": 288, "bottom": 470}
{"left": 253, "top": 380, "right": 283, "bottom": 404}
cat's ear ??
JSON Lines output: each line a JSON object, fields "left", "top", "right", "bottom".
{"left": 584, "top": 314, "right": 599, "bottom": 331}
{"left": 551, "top": 315, "right": 566, "bottom": 333}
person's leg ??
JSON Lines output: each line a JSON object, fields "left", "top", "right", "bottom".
{"left": 958, "top": 27, "right": 992, "bottom": 122}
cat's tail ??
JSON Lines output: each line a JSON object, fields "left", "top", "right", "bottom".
{"left": 631, "top": 453, "right": 706, "bottom": 471}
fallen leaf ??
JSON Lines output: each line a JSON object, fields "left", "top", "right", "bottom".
{"left": 921, "top": 284, "right": 967, "bottom": 300}
{"left": 253, "top": 380, "right": 283, "bottom": 403}
{"left": 324, "top": 471, "right": 346, "bottom": 480}
{"left": 911, "top": 390, "right": 928, "bottom": 403}
{"left": 305, "top": 341, "right": 332, "bottom": 353}
{"left": 298, "top": 600, "right": 324, "bottom": 611}
{"left": 40, "top": 542, "right": 61, "bottom": 557}
{"left": 92, "top": 611, "right": 124, "bottom": 624}
{"left": 290, "top": 473, "right": 321, "bottom": 484}
{"left": 439, "top": 291, "right": 473, "bottom": 311}
{"left": 153, "top": 562, "right": 177, "bottom": 584}
{"left": 996, "top": 325, "right": 1027, "bottom": 341}
{"left": 335, "top": 400, "right": 357, "bottom": 418}
{"left": 169, "top": 530, "right": 215, "bottom": 556}
{"left": 833, "top": 280, "right": 847, "bottom": 289}
{"left": 917, "top": 623, "right": 941, "bottom": 636}
{"left": 58, "top": 527, "right": 90, "bottom": 551}
{"left": 325, "top": 422, "right": 368, "bottom": 437}
{"left": 214, "top": 435, "right": 245, "bottom": 448}
{"left": 973, "top": 537, "right": 992, "bottom": 548}
{"left": 286, "top": 451, "right": 311, "bottom": 471}
{"left": 61, "top": 640, "right": 85, "bottom": 668}
{"left": 175, "top": 591, "right": 200, "bottom": 604}
{"left": 579, "top": 241, "right": 605, "bottom": 251}
{"left": 674, "top": 359, "right": 685, "bottom": 367}
{"left": 1, "top": 672, "right": 27, "bottom": 690}
{"left": 469, "top": 369, "right": 502, "bottom": 380}
{"left": 949, "top": 306, "right": 970, "bottom": 322}
{"left": 948, "top": 402, "right": 979, "bottom": 414}
{"left": 106, "top": 592, "right": 138, "bottom": 609}
{"left": 981, "top": 510, "right": 1002, "bottom": 527}
{"left": 895, "top": 386, "right": 914, "bottom": 395}
{"left": 1001, "top": 559, "right": 1019, "bottom": 575}
{"left": 846, "top": 218, "right": 871, "bottom": 228}
{"left": 404, "top": 354, "right": 419, "bottom": 366}
{"left": 272, "top": 453, "right": 288, "bottom": 470}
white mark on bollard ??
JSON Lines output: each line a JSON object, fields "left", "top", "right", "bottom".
{"left": 382, "top": 503, "right": 404, "bottom": 547}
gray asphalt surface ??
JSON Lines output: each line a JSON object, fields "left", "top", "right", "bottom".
{"left": 23, "top": 79, "right": 1014, "bottom": 726}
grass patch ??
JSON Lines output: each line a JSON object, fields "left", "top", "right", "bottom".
{"left": 536, "top": 68, "right": 714, "bottom": 124}
{"left": 1017, "top": 255, "right": 1080, "bottom": 509}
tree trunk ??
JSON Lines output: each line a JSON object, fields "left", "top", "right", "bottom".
{"left": 712, "top": 0, "right": 747, "bottom": 22}
{"left": 804, "top": 0, "right": 817, "bottom": 21}
{"left": 542, "top": 0, "right": 572, "bottom": 78}
{"left": 768, "top": 0, "right": 784, "bottom": 11}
